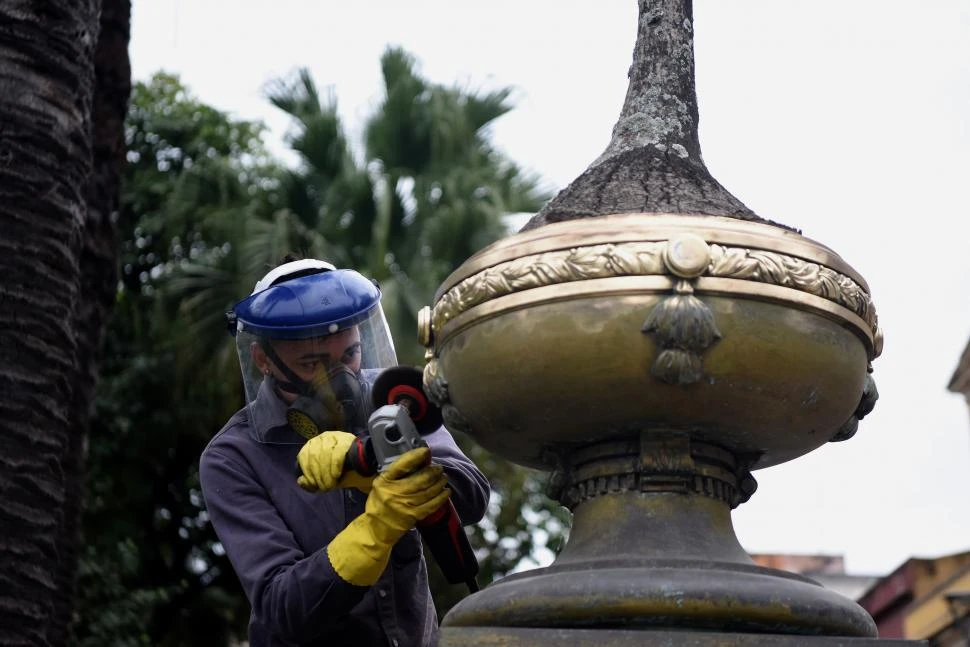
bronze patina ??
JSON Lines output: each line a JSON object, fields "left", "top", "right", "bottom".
{"left": 419, "top": 0, "right": 910, "bottom": 644}
{"left": 423, "top": 215, "right": 884, "bottom": 644}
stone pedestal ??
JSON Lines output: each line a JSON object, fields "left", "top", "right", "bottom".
{"left": 441, "top": 628, "right": 924, "bottom": 646}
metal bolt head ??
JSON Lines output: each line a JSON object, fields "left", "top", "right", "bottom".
{"left": 663, "top": 233, "right": 710, "bottom": 279}
{"left": 417, "top": 305, "right": 434, "bottom": 347}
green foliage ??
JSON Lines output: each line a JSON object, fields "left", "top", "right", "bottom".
{"left": 72, "top": 541, "right": 168, "bottom": 647}
{"left": 77, "top": 50, "right": 565, "bottom": 644}
{"left": 73, "top": 75, "right": 263, "bottom": 646}
{"left": 258, "top": 47, "right": 549, "bottom": 364}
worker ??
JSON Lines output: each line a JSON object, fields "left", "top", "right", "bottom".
{"left": 200, "top": 258, "right": 490, "bottom": 646}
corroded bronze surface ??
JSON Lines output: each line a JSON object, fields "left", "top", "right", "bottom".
{"left": 423, "top": 213, "right": 882, "bottom": 638}
{"left": 431, "top": 215, "right": 877, "bottom": 344}
{"left": 440, "top": 433, "right": 878, "bottom": 640}
{"left": 422, "top": 216, "right": 876, "bottom": 469}
{"left": 554, "top": 436, "right": 755, "bottom": 510}
{"left": 425, "top": 0, "right": 888, "bottom": 638}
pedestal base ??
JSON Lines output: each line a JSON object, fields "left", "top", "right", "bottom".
{"left": 439, "top": 627, "right": 925, "bottom": 646}
{"left": 443, "top": 492, "right": 877, "bottom": 638}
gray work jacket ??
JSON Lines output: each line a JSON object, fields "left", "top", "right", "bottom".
{"left": 199, "top": 382, "right": 490, "bottom": 646}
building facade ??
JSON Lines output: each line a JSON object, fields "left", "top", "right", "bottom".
{"left": 857, "top": 552, "right": 970, "bottom": 645}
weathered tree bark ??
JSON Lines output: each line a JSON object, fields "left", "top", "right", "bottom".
{"left": 523, "top": 0, "right": 771, "bottom": 231}
{"left": 0, "top": 0, "right": 127, "bottom": 644}
{"left": 49, "top": 0, "right": 130, "bottom": 644}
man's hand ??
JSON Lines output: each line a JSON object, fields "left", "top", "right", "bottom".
{"left": 326, "top": 447, "right": 451, "bottom": 586}
{"left": 297, "top": 431, "right": 375, "bottom": 493}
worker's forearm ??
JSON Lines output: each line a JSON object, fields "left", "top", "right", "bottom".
{"left": 257, "top": 545, "right": 368, "bottom": 643}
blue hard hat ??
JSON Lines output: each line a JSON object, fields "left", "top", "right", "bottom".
{"left": 229, "top": 269, "right": 381, "bottom": 339}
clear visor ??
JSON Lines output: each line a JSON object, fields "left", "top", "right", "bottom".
{"left": 235, "top": 305, "right": 397, "bottom": 444}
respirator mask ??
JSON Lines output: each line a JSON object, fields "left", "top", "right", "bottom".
{"left": 284, "top": 362, "right": 371, "bottom": 438}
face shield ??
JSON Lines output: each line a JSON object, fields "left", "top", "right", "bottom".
{"left": 229, "top": 268, "right": 397, "bottom": 444}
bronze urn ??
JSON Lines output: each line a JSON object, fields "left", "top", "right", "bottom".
{"left": 417, "top": 1, "right": 906, "bottom": 644}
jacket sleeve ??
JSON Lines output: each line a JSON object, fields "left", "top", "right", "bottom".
{"left": 199, "top": 447, "right": 367, "bottom": 643}
{"left": 423, "top": 425, "right": 491, "bottom": 525}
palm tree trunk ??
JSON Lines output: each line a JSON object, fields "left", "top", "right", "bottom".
{"left": 0, "top": 1, "right": 108, "bottom": 644}
{"left": 50, "top": 0, "right": 130, "bottom": 643}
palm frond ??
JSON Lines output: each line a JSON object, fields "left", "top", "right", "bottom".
{"left": 462, "top": 87, "right": 514, "bottom": 132}
{"left": 264, "top": 67, "right": 321, "bottom": 121}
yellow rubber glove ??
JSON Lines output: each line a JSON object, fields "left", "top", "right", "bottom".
{"left": 327, "top": 447, "right": 451, "bottom": 586}
{"left": 296, "top": 431, "right": 375, "bottom": 493}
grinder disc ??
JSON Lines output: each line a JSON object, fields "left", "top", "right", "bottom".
{"left": 371, "top": 366, "right": 443, "bottom": 434}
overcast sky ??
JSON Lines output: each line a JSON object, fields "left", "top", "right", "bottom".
{"left": 129, "top": 1, "right": 970, "bottom": 577}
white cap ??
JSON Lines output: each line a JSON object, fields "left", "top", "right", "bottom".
{"left": 251, "top": 259, "right": 336, "bottom": 295}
